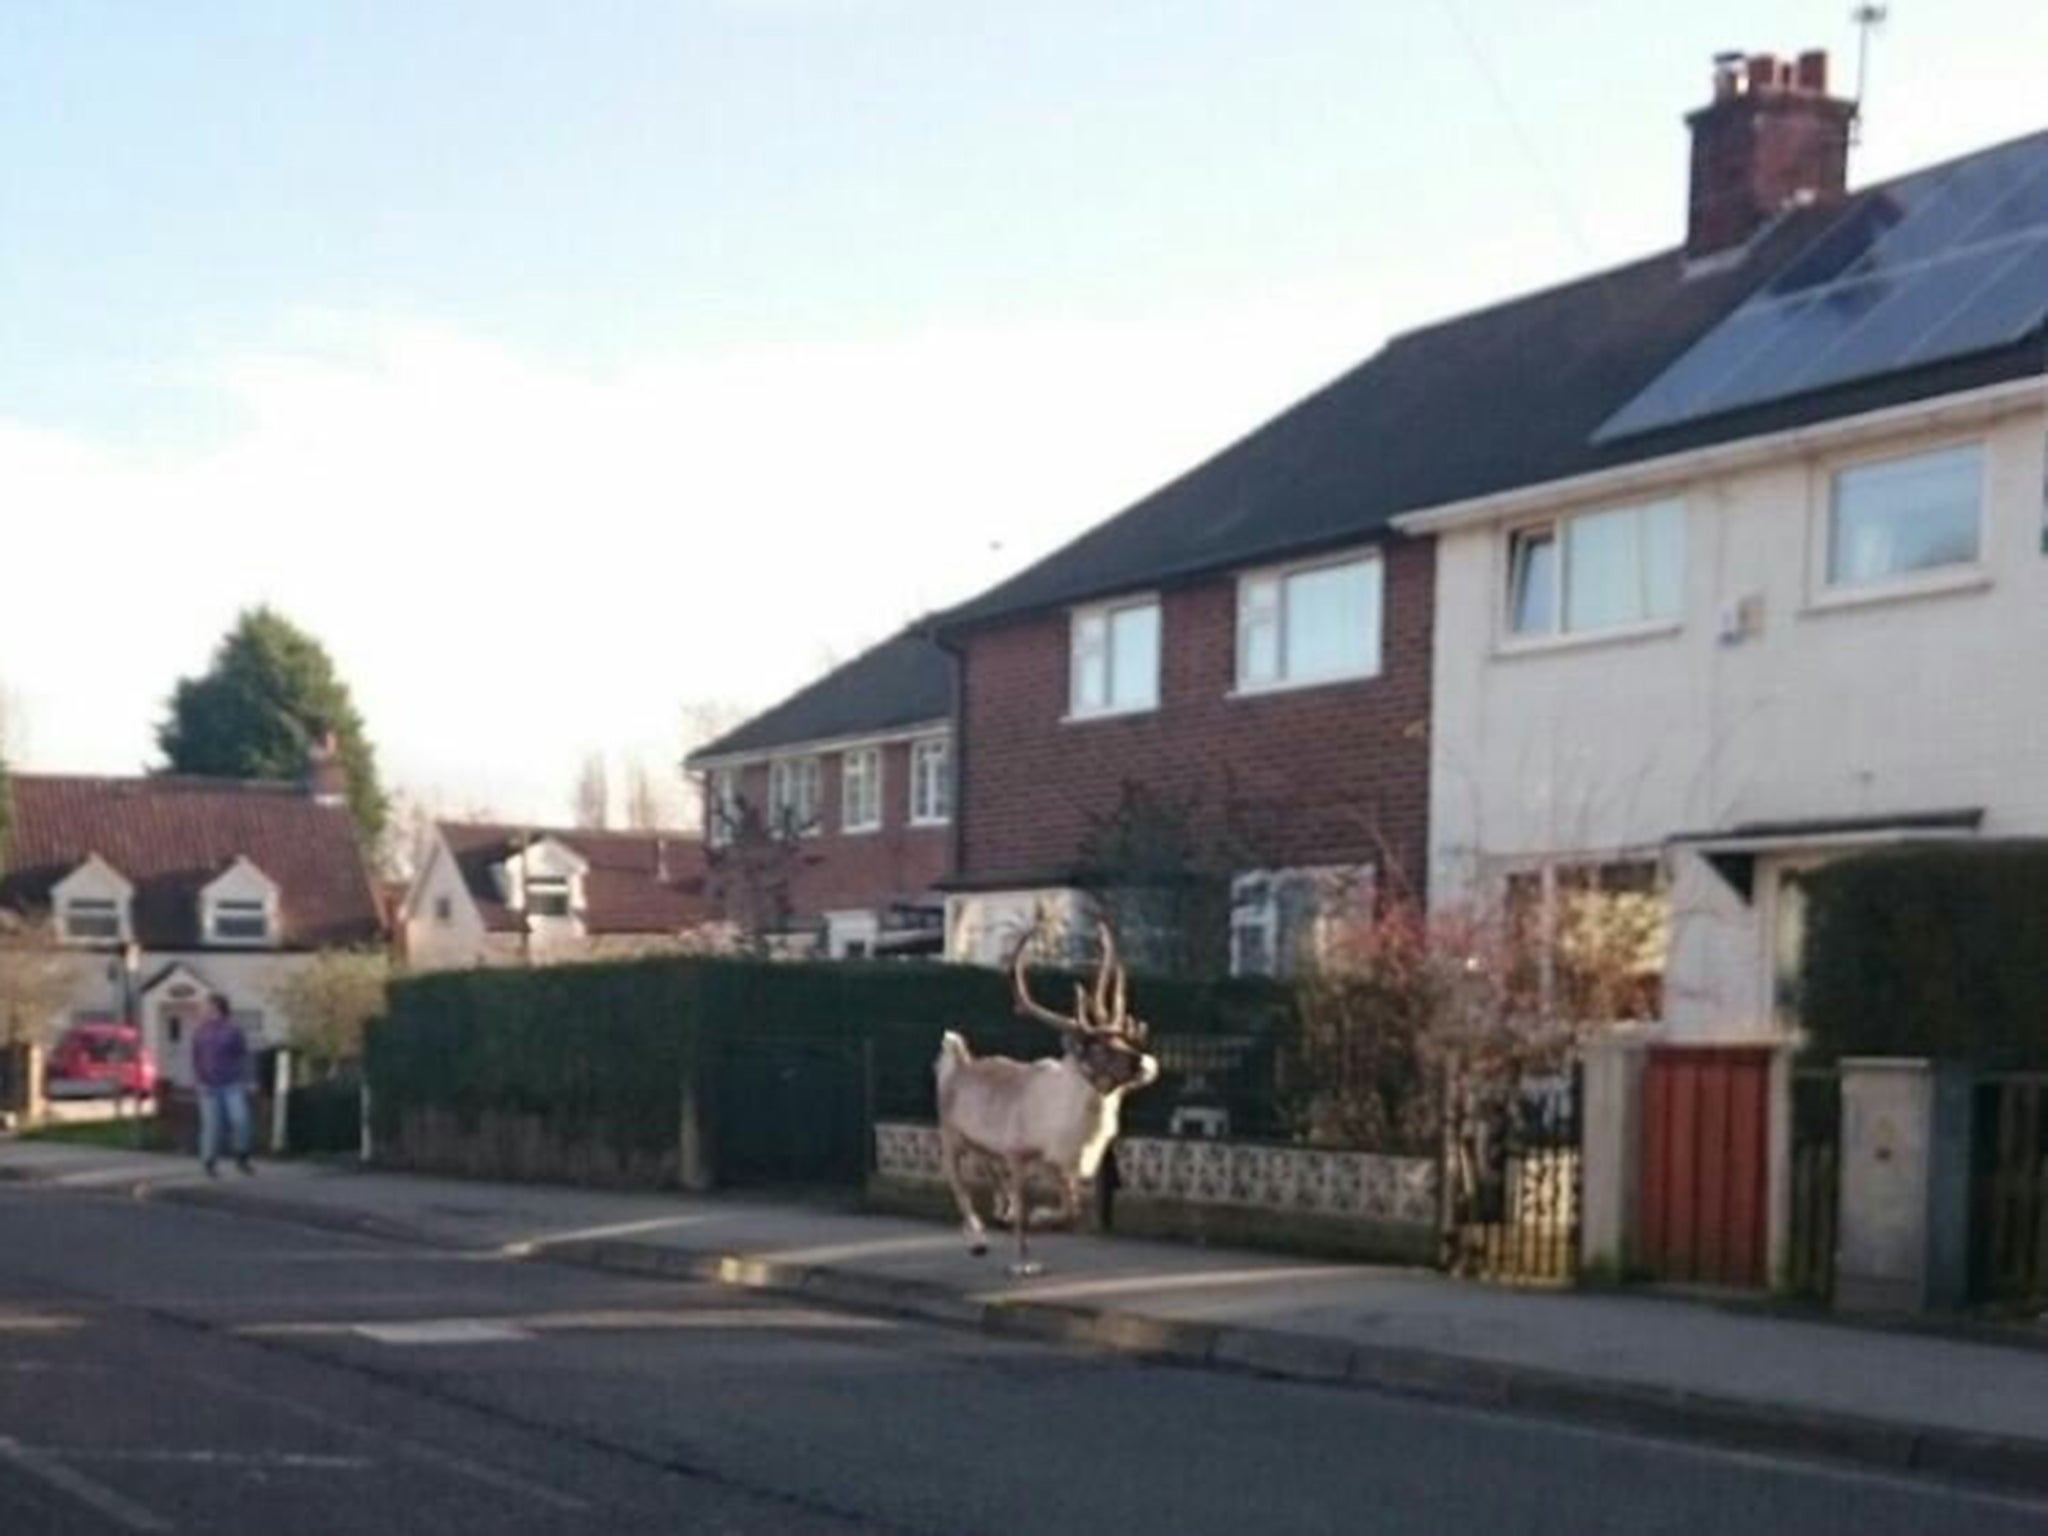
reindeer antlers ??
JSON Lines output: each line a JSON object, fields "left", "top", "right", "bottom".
{"left": 1009, "top": 919, "right": 1145, "bottom": 1043}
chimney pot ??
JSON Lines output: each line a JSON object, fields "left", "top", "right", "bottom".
{"left": 1796, "top": 50, "right": 1828, "bottom": 93}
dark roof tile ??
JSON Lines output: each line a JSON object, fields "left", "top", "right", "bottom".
{"left": 0, "top": 775, "right": 384, "bottom": 949}
{"left": 937, "top": 138, "right": 2048, "bottom": 631}
{"left": 688, "top": 630, "right": 953, "bottom": 762}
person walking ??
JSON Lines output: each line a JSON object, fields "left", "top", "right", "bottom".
{"left": 192, "top": 993, "right": 255, "bottom": 1177}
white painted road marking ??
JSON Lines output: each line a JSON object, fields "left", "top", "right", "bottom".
{"left": 191, "top": 1369, "right": 591, "bottom": 1513}
{"left": 61, "top": 1448, "right": 375, "bottom": 1472}
{"left": 351, "top": 1318, "right": 535, "bottom": 1346}
{"left": 0, "top": 1434, "right": 172, "bottom": 1533}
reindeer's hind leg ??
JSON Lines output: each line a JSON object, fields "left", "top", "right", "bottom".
{"left": 939, "top": 1126, "right": 987, "bottom": 1257}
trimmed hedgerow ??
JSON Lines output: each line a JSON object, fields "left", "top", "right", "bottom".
{"left": 1801, "top": 841, "right": 2048, "bottom": 1067}
{"left": 368, "top": 955, "right": 1297, "bottom": 1176}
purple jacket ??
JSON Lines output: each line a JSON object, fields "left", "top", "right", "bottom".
{"left": 191, "top": 1017, "right": 250, "bottom": 1089}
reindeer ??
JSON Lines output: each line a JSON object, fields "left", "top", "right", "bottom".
{"left": 934, "top": 922, "right": 1159, "bottom": 1275}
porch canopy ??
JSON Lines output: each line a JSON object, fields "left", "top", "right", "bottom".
{"left": 1666, "top": 808, "right": 1984, "bottom": 900}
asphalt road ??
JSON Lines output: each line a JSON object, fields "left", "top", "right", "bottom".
{"left": 1, "top": 1181, "right": 2043, "bottom": 1535}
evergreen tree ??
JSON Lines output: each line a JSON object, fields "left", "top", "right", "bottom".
{"left": 158, "top": 607, "right": 389, "bottom": 840}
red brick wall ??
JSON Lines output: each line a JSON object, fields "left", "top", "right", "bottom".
{"left": 705, "top": 737, "right": 951, "bottom": 925}
{"left": 957, "top": 536, "right": 1434, "bottom": 897}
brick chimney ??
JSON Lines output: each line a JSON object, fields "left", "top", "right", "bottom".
{"left": 304, "top": 727, "right": 348, "bottom": 807}
{"left": 1687, "top": 49, "right": 1857, "bottom": 259}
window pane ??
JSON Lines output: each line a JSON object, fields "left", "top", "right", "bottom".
{"left": 1641, "top": 501, "right": 1684, "bottom": 620}
{"left": 1828, "top": 445, "right": 1982, "bottom": 586}
{"left": 1283, "top": 560, "right": 1376, "bottom": 680}
{"left": 1071, "top": 613, "right": 1108, "bottom": 712}
{"left": 1108, "top": 604, "right": 1159, "bottom": 709}
{"left": 1239, "top": 577, "right": 1280, "bottom": 685}
{"left": 1564, "top": 506, "right": 1642, "bottom": 632}
{"left": 1508, "top": 528, "right": 1558, "bottom": 635}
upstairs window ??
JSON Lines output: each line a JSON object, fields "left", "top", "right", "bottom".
{"left": 209, "top": 898, "right": 272, "bottom": 944}
{"left": 1238, "top": 553, "right": 1383, "bottom": 691}
{"left": 910, "top": 737, "right": 951, "bottom": 825}
{"left": 1508, "top": 499, "right": 1683, "bottom": 639}
{"left": 524, "top": 877, "right": 573, "bottom": 919}
{"left": 842, "top": 748, "right": 881, "bottom": 833}
{"left": 1827, "top": 443, "right": 1983, "bottom": 589}
{"left": 768, "top": 757, "right": 821, "bottom": 835}
{"left": 61, "top": 898, "right": 124, "bottom": 944}
{"left": 1070, "top": 598, "right": 1160, "bottom": 717}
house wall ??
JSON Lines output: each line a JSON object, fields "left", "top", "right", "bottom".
{"left": 44, "top": 947, "right": 334, "bottom": 1086}
{"left": 403, "top": 840, "right": 491, "bottom": 971}
{"left": 707, "top": 734, "right": 952, "bottom": 932}
{"left": 954, "top": 535, "right": 1436, "bottom": 901}
{"left": 1428, "top": 399, "right": 2048, "bottom": 1038}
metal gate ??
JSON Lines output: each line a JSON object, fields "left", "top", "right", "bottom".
{"left": 1785, "top": 1067, "right": 1840, "bottom": 1301}
{"left": 1443, "top": 1063, "right": 1581, "bottom": 1284}
{"left": 712, "top": 1031, "right": 871, "bottom": 1187}
{"left": 1973, "top": 1074, "right": 2048, "bottom": 1307}
{"left": 1638, "top": 1046, "right": 1772, "bottom": 1288}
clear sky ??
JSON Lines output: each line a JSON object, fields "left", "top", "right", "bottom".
{"left": 3, "top": 1, "right": 2042, "bottom": 822}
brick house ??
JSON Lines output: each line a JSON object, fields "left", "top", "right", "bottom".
{"left": 0, "top": 767, "right": 385, "bottom": 1086}
{"left": 401, "top": 822, "right": 711, "bottom": 970}
{"left": 932, "top": 46, "right": 2047, "bottom": 984}
{"left": 686, "top": 630, "right": 954, "bottom": 957}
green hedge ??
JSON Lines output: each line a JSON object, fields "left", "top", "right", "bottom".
{"left": 1801, "top": 841, "right": 2048, "bottom": 1067}
{"left": 369, "top": 958, "right": 699, "bottom": 1161}
{"left": 369, "top": 955, "right": 1297, "bottom": 1169}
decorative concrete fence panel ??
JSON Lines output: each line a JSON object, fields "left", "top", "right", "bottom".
{"left": 873, "top": 1121, "right": 1440, "bottom": 1265}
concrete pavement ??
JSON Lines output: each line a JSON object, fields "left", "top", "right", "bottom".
{"left": 5, "top": 1140, "right": 2046, "bottom": 1497}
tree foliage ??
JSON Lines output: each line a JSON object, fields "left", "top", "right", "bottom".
{"left": 1074, "top": 780, "right": 1239, "bottom": 978}
{"left": 0, "top": 914, "right": 71, "bottom": 1048}
{"left": 158, "top": 607, "right": 389, "bottom": 840}
{"left": 274, "top": 949, "right": 391, "bottom": 1075}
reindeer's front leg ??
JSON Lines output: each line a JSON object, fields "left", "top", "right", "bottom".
{"left": 1006, "top": 1154, "right": 1040, "bottom": 1277}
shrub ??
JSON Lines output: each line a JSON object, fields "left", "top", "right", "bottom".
{"left": 1801, "top": 841, "right": 2048, "bottom": 1066}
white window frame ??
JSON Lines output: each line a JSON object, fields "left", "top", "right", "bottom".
{"left": 1815, "top": 439, "right": 1987, "bottom": 602}
{"left": 523, "top": 875, "right": 574, "bottom": 920}
{"left": 909, "top": 736, "right": 952, "bottom": 827}
{"left": 207, "top": 897, "right": 274, "bottom": 947}
{"left": 841, "top": 747, "right": 882, "bottom": 834}
{"left": 1234, "top": 550, "right": 1385, "bottom": 694}
{"left": 1067, "top": 596, "right": 1161, "bottom": 719}
{"left": 1504, "top": 497, "right": 1685, "bottom": 645}
{"left": 60, "top": 897, "right": 125, "bottom": 946}
{"left": 768, "top": 756, "right": 822, "bottom": 836}
{"left": 1229, "top": 865, "right": 1374, "bottom": 978}
{"left": 706, "top": 768, "right": 740, "bottom": 848}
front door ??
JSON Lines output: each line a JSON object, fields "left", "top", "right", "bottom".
{"left": 146, "top": 977, "right": 209, "bottom": 1087}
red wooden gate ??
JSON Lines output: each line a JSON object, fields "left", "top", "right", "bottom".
{"left": 1639, "top": 1046, "right": 1772, "bottom": 1288}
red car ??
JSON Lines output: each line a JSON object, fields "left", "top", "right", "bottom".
{"left": 45, "top": 1022, "right": 158, "bottom": 1102}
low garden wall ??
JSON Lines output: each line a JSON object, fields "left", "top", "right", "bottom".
{"left": 873, "top": 1121, "right": 1440, "bottom": 1265}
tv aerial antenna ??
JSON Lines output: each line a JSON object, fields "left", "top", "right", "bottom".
{"left": 1850, "top": 3, "right": 1889, "bottom": 141}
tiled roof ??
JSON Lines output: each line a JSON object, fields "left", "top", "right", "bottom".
{"left": 687, "top": 630, "right": 953, "bottom": 763}
{"left": 437, "top": 823, "right": 709, "bottom": 936}
{"left": 0, "top": 774, "right": 385, "bottom": 950}
{"left": 936, "top": 133, "right": 2048, "bottom": 631}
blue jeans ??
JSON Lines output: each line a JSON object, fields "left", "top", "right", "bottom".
{"left": 198, "top": 1083, "right": 251, "bottom": 1165}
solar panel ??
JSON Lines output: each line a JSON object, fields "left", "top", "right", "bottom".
{"left": 1596, "top": 131, "right": 2048, "bottom": 443}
